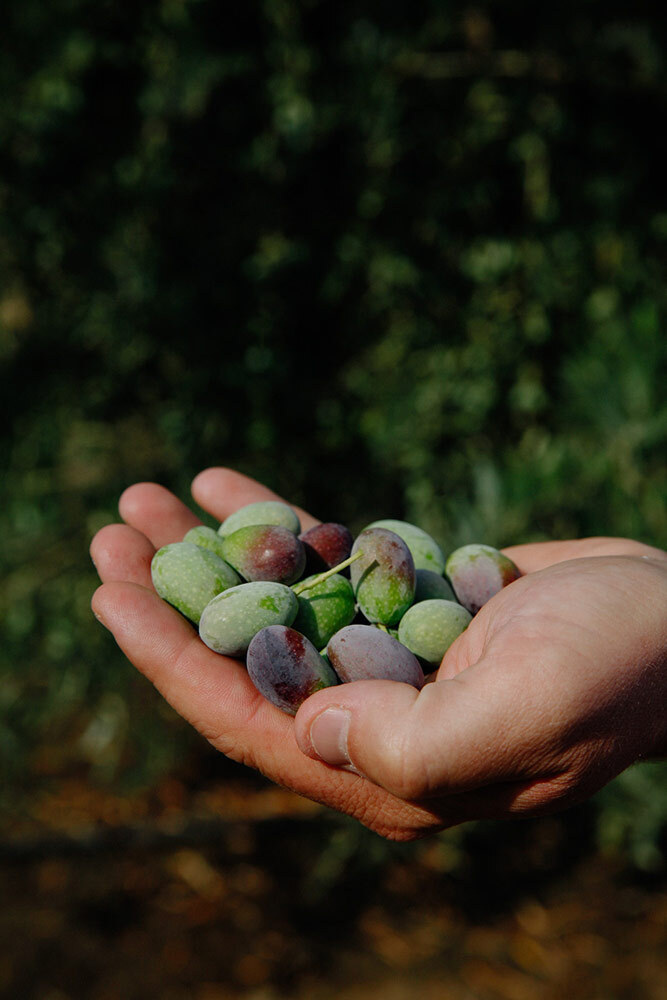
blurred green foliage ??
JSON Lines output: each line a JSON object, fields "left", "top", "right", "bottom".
{"left": 1, "top": 1, "right": 666, "bottom": 862}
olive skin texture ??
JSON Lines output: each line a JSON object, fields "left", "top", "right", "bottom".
{"left": 246, "top": 625, "right": 338, "bottom": 715}
{"left": 350, "top": 527, "right": 416, "bottom": 626}
{"left": 398, "top": 599, "right": 472, "bottom": 668}
{"left": 292, "top": 573, "right": 356, "bottom": 649}
{"left": 151, "top": 542, "right": 240, "bottom": 625}
{"left": 218, "top": 500, "right": 300, "bottom": 538}
{"left": 365, "top": 519, "right": 447, "bottom": 574}
{"left": 327, "top": 625, "right": 424, "bottom": 689}
{"left": 183, "top": 525, "right": 228, "bottom": 560}
{"left": 413, "top": 569, "right": 457, "bottom": 604}
{"left": 445, "top": 544, "right": 521, "bottom": 615}
{"left": 198, "top": 581, "right": 298, "bottom": 657}
{"left": 221, "top": 524, "right": 306, "bottom": 585}
{"left": 299, "top": 522, "right": 353, "bottom": 573}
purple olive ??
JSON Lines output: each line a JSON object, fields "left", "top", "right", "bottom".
{"left": 246, "top": 625, "right": 338, "bottom": 715}
{"left": 299, "top": 522, "right": 354, "bottom": 573}
{"left": 222, "top": 524, "right": 306, "bottom": 585}
{"left": 327, "top": 625, "right": 424, "bottom": 688}
{"left": 445, "top": 544, "right": 521, "bottom": 614}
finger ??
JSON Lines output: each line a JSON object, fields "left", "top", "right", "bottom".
{"left": 90, "top": 524, "right": 155, "bottom": 587}
{"left": 191, "top": 467, "right": 319, "bottom": 533}
{"left": 294, "top": 648, "right": 545, "bottom": 802}
{"left": 503, "top": 536, "right": 667, "bottom": 574}
{"left": 119, "top": 482, "right": 202, "bottom": 548}
{"left": 92, "top": 579, "right": 308, "bottom": 759}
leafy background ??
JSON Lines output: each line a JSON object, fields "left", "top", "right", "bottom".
{"left": 1, "top": 1, "right": 666, "bottom": 995}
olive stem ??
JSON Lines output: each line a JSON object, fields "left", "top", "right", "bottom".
{"left": 292, "top": 551, "right": 364, "bottom": 596}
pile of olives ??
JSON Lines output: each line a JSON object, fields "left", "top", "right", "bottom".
{"left": 150, "top": 501, "right": 521, "bottom": 715}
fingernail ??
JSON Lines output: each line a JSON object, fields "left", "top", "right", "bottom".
{"left": 309, "top": 708, "right": 351, "bottom": 766}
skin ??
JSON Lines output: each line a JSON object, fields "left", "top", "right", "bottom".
{"left": 90, "top": 467, "right": 667, "bottom": 841}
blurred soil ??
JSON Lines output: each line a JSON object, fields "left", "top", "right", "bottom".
{"left": 1, "top": 747, "right": 666, "bottom": 1000}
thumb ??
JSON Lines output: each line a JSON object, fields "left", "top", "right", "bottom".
{"left": 293, "top": 664, "right": 527, "bottom": 802}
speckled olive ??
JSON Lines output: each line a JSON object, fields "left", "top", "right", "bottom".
{"left": 199, "top": 581, "right": 298, "bottom": 657}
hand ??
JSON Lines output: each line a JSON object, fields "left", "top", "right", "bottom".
{"left": 91, "top": 468, "right": 667, "bottom": 840}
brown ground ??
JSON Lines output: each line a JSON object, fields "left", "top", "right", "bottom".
{"left": 1, "top": 747, "right": 666, "bottom": 1000}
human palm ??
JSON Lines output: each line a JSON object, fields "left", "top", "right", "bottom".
{"left": 91, "top": 468, "right": 667, "bottom": 840}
